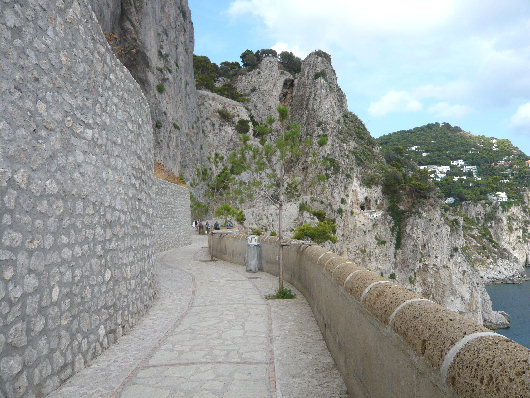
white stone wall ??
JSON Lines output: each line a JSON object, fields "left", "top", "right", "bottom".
{"left": 0, "top": 1, "right": 190, "bottom": 396}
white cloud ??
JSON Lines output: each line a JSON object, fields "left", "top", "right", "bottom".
{"left": 227, "top": 0, "right": 530, "bottom": 110}
{"left": 428, "top": 102, "right": 471, "bottom": 119}
{"left": 510, "top": 103, "right": 530, "bottom": 130}
{"left": 271, "top": 42, "right": 305, "bottom": 57}
{"left": 368, "top": 91, "right": 422, "bottom": 117}
{"left": 228, "top": 1, "right": 456, "bottom": 34}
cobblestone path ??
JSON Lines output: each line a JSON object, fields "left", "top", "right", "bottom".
{"left": 49, "top": 236, "right": 348, "bottom": 398}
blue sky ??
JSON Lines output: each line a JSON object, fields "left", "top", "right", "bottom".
{"left": 189, "top": 0, "right": 530, "bottom": 156}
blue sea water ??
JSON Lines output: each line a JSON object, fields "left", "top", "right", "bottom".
{"left": 486, "top": 267, "right": 530, "bottom": 348}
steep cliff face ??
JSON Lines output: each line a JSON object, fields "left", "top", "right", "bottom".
{"left": 88, "top": 0, "right": 202, "bottom": 175}
{"left": 460, "top": 195, "right": 529, "bottom": 282}
{"left": 191, "top": 52, "right": 514, "bottom": 327}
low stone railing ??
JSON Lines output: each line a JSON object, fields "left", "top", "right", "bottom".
{"left": 209, "top": 234, "right": 529, "bottom": 398}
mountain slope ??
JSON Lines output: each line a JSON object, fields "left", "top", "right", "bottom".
{"left": 377, "top": 123, "right": 530, "bottom": 203}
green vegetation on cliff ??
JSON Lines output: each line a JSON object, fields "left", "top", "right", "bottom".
{"left": 377, "top": 123, "right": 529, "bottom": 203}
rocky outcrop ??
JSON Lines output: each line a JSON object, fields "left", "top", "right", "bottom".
{"left": 191, "top": 52, "right": 516, "bottom": 327}
{"left": 234, "top": 56, "right": 291, "bottom": 123}
{"left": 459, "top": 197, "right": 529, "bottom": 283}
{"left": 88, "top": 0, "right": 202, "bottom": 176}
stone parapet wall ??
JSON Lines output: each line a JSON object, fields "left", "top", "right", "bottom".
{"left": 152, "top": 178, "right": 191, "bottom": 252}
{"left": 209, "top": 234, "right": 530, "bottom": 398}
{"left": 0, "top": 1, "right": 190, "bottom": 396}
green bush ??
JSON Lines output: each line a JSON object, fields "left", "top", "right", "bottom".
{"left": 217, "top": 108, "right": 233, "bottom": 122}
{"left": 318, "top": 135, "right": 328, "bottom": 146}
{"left": 236, "top": 210, "right": 246, "bottom": 223}
{"left": 314, "top": 70, "right": 326, "bottom": 80}
{"left": 292, "top": 220, "right": 337, "bottom": 244}
{"left": 155, "top": 120, "right": 162, "bottom": 129}
{"left": 235, "top": 119, "right": 250, "bottom": 134}
{"left": 279, "top": 51, "right": 302, "bottom": 74}
{"left": 251, "top": 228, "right": 262, "bottom": 236}
{"left": 314, "top": 50, "right": 332, "bottom": 64}
{"left": 215, "top": 203, "right": 238, "bottom": 223}
{"left": 267, "top": 288, "right": 295, "bottom": 299}
{"left": 156, "top": 83, "right": 166, "bottom": 93}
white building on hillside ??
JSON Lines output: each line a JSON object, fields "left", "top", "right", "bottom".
{"left": 463, "top": 165, "right": 478, "bottom": 177}
{"left": 451, "top": 159, "right": 465, "bottom": 167}
{"left": 489, "top": 192, "right": 508, "bottom": 202}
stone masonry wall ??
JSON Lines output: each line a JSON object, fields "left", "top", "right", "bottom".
{"left": 152, "top": 178, "right": 191, "bottom": 252}
{"left": 0, "top": 1, "right": 190, "bottom": 396}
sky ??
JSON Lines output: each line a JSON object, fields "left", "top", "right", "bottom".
{"left": 189, "top": 0, "right": 530, "bottom": 156}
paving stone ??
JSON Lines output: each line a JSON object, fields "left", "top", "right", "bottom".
{"left": 49, "top": 236, "right": 348, "bottom": 397}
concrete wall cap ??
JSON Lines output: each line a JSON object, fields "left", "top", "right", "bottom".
{"left": 344, "top": 272, "right": 387, "bottom": 301}
{"left": 332, "top": 264, "right": 367, "bottom": 286}
{"left": 324, "top": 257, "right": 348, "bottom": 274}
{"left": 389, "top": 298, "right": 431, "bottom": 326}
{"left": 440, "top": 331, "right": 502, "bottom": 383}
{"left": 360, "top": 280, "right": 392, "bottom": 303}
{"left": 331, "top": 261, "right": 352, "bottom": 274}
{"left": 323, "top": 255, "right": 337, "bottom": 269}
{"left": 343, "top": 269, "right": 370, "bottom": 286}
{"left": 392, "top": 300, "right": 490, "bottom": 369}
{"left": 317, "top": 251, "right": 334, "bottom": 264}
{"left": 362, "top": 283, "right": 423, "bottom": 325}
{"left": 447, "top": 335, "right": 530, "bottom": 397}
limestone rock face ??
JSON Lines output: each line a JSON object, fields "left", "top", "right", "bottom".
{"left": 196, "top": 90, "right": 252, "bottom": 159}
{"left": 192, "top": 52, "right": 520, "bottom": 327}
{"left": 88, "top": 0, "right": 202, "bottom": 175}
{"left": 289, "top": 52, "right": 348, "bottom": 136}
{"left": 460, "top": 195, "right": 529, "bottom": 282}
{"left": 234, "top": 57, "right": 291, "bottom": 123}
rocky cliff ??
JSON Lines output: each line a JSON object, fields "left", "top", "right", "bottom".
{"left": 188, "top": 52, "right": 514, "bottom": 327}
{"left": 460, "top": 194, "right": 529, "bottom": 282}
{"left": 88, "top": 0, "right": 202, "bottom": 175}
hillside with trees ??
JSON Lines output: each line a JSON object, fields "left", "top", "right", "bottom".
{"left": 377, "top": 123, "right": 530, "bottom": 204}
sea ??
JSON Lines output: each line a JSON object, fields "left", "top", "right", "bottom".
{"left": 486, "top": 267, "right": 530, "bottom": 348}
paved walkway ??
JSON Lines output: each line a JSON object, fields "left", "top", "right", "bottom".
{"left": 49, "top": 236, "right": 348, "bottom": 398}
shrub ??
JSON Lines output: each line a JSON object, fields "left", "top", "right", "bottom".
{"left": 292, "top": 220, "right": 337, "bottom": 244}
{"left": 318, "top": 135, "right": 328, "bottom": 146}
{"left": 235, "top": 119, "right": 250, "bottom": 134}
{"left": 214, "top": 83, "right": 248, "bottom": 102}
{"left": 314, "top": 70, "right": 326, "bottom": 80}
{"left": 389, "top": 273, "right": 396, "bottom": 280}
{"left": 267, "top": 288, "right": 295, "bottom": 299}
{"left": 251, "top": 228, "right": 262, "bottom": 236}
{"left": 217, "top": 108, "right": 233, "bottom": 122}
{"left": 215, "top": 203, "right": 238, "bottom": 223}
{"left": 155, "top": 120, "right": 162, "bottom": 129}
{"left": 270, "top": 231, "right": 277, "bottom": 236}
{"left": 156, "top": 83, "right": 166, "bottom": 93}
{"left": 236, "top": 210, "right": 246, "bottom": 223}
{"left": 314, "top": 50, "right": 332, "bottom": 64}
{"left": 279, "top": 51, "right": 302, "bottom": 74}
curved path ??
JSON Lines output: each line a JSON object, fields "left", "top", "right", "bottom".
{"left": 49, "top": 236, "right": 348, "bottom": 398}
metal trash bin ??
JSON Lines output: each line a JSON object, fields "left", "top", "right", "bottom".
{"left": 245, "top": 235, "right": 262, "bottom": 273}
